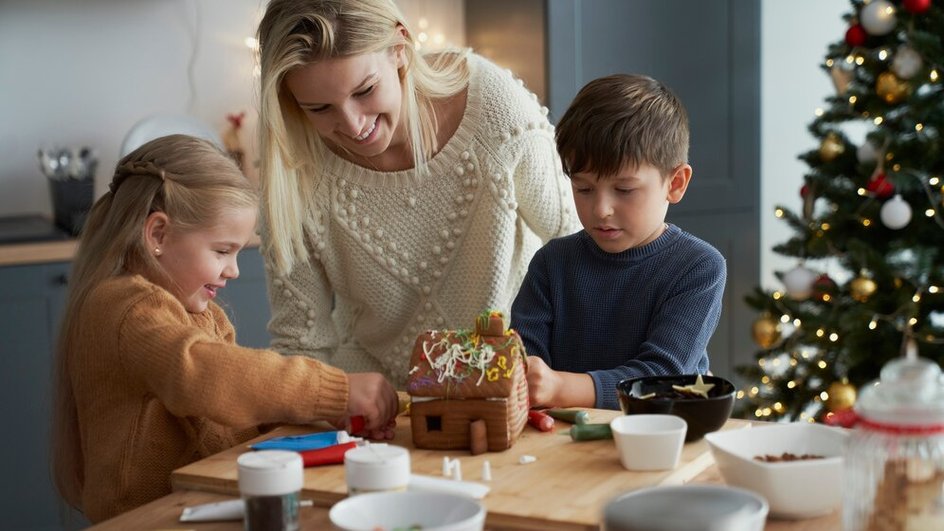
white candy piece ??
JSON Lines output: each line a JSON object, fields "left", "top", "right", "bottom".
{"left": 519, "top": 455, "right": 537, "bottom": 465}
{"left": 442, "top": 456, "right": 452, "bottom": 477}
{"left": 481, "top": 460, "right": 493, "bottom": 481}
{"left": 452, "top": 459, "right": 463, "bottom": 481}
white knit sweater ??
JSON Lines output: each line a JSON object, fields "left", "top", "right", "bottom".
{"left": 263, "top": 53, "right": 580, "bottom": 386}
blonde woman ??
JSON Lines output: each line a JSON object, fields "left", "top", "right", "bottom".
{"left": 256, "top": 0, "right": 579, "bottom": 385}
{"left": 51, "top": 135, "right": 397, "bottom": 522}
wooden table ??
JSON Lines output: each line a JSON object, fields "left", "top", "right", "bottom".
{"left": 95, "top": 409, "right": 841, "bottom": 530}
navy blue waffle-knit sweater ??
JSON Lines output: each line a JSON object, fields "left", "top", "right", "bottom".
{"left": 510, "top": 224, "right": 727, "bottom": 410}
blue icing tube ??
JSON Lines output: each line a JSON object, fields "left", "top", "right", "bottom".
{"left": 251, "top": 431, "right": 351, "bottom": 452}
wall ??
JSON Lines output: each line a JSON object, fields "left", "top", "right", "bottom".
{"left": 0, "top": 0, "right": 463, "bottom": 219}
{"left": 1, "top": 0, "right": 856, "bottom": 288}
{"left": 760, "top": 0, "right": 850, "bottom": 288}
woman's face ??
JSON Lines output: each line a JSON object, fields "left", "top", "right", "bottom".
{"left": 285, "top": 48, "right": 407, "bottom": 166}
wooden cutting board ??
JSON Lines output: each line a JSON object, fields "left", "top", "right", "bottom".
{"left": 172, "top": 410, "right": 750, "bottom": 530}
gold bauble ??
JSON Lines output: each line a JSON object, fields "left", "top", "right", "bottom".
{"left": 826, "top": 380, "right": 857, "bottom": 412}
{"left": 876, "top": 72, "right": 911, "bottom": 104}
{"left": 751, "top": 314, "right": 781, "bottom": 349}
{"left": 819, "top": 133, "right": 845, "bottom": 162}
{"left": 850, "top": 276, "right": 878, "bottom": 302}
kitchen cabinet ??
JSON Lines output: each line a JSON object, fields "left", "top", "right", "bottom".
{"left": 0, "top": 247, "right": 270, "bottom": 530}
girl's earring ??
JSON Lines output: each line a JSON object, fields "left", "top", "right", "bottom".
{"left": 154, "top": 248, "right": 162, "bottom": 256}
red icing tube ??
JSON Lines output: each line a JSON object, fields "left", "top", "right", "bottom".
{"left": 298, "top": 441, "right": 357, "bottom": 467}
{"left": 527, "top": 410, "right": 555, "bottom": 432}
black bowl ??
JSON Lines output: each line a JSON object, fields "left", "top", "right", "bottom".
{"left": 617, "top": 375, "right": 736, "bottom": 442}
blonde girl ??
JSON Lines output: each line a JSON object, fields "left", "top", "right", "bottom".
{"left": 256, "top": 0, "right": 579, "bottom": 384}
{"left": 52, "top": 134, "right": 397, "bottom": 522}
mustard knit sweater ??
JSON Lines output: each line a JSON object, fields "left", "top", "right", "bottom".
{"left": 68, "top": 274, "right": 349, "bottom": 522}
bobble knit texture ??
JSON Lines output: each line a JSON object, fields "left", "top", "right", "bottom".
{"left": 263, "top": 53, "right": 580, "bottom": 385}
{"left": 68, "top": 275, "right": 349, "bottom": 522}
{"left": 511, "top": 225, "right": 727, "bottom": 410}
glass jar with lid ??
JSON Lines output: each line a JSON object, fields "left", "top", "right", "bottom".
{"left": 843, "top": 355, "right": 944, "bottom": 530}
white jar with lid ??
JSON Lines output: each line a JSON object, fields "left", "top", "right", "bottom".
{"left": 237, "top": 450, "right": 304, "bottom": 531}
{"left": 344, "top": 444, "right": 411, "bottom": 495}
{"left": 843, "top": 355, "right": 944, "bottom": 530}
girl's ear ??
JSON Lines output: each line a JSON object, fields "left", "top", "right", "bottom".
{"left": 143, "top": 211, "right": 170, "bottom": 254}
{"left": 666, "top": 164, "right": 693, "bottom": 204}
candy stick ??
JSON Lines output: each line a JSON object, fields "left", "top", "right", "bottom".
{"left": 527, "top": 410, "right": 555, "bottom": 432}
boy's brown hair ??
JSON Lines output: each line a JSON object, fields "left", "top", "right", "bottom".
{"left": 556, "top": 73, "right": 689, "bottom": 179}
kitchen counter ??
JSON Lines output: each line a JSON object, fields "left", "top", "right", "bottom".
{"left": 0, "top": 235, "right": 262, "bottom": 267}
{"left": 0, "top": 239, "right": 80, "bottom": 267}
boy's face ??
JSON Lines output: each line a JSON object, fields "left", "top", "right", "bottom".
{"left": 570, "top": 162, "right": 692, "bottom": 254}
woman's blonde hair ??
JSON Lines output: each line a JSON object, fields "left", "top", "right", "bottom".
{"left": 256, "top": 0, "right": 470, "bottom": 275}
{"left": 51, "top": 134, "right": 257, "bottom": 509}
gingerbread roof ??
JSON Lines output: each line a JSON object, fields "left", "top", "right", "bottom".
{"left": 406, "top": 310, "right": 526, "bottom": 400}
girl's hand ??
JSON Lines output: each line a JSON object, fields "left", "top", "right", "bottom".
{"left": 345, "top": 372, "right": 398, "bottom": 439}
{"left": 526, "top": 356, "right": 562, "bottom": 408}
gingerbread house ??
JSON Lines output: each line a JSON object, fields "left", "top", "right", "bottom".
{"left": 406, "top": 310, "right": 529, "bottom": 454}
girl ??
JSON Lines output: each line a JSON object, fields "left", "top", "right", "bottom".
{"left": 51, "top": 134, "right": 398, "bottom": 522}
{"left": 255, "top": 0, "right": 580, "bottom": 385}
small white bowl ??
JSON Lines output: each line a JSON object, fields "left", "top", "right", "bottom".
{"left": 705, "top": 422, "right": 847, "bottom": 519}
{"left": 329, "top": 490, "right": 486, "bottom": 531}
{"left": 603, "top": 484, "right": 768, "bottom": 531}
{"left": 610, "top": 414, "right": 687, "bottom": 471}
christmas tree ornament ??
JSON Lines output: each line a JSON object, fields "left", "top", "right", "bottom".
{"left": 903, "top": 0, "right": 932, "bottom": 14}
{"left": 880, "top": 194, "right": 912, "bottom": 229}
{"left": 866, "top": 171, "right": 895, "bottom": 198}
{"left": 891, "top": 46, "right": 924, "bottom": 79}
{"left": 856, "top": 140, "right": 881, "bottom": 164}
{"left": 845, "top": 24, "right": 868, "bottom": 47}
{"left": 813, "top": 274, "right": 838, "bottom": 302}
{"left": 819, "top": 133, "right": 845, "bottom": 162}
{"left": 751, "top": 314, "right": 782, "bottom": 349}
{"left": 850, "top": 276, "right": 878, "bottom": 302}
{"left": 826, "top": 380, "right": 857, "bottom": 412}
{"left": 876, "top": 71, "right": 911, "bottom": 104}
{"left": 830, "top": 63, "right": 855, "bottom": 94}
{"left": 860, "top": 0, "right": 897, "bottom": 36}
{"left": 783, "top": 264, "right": 818, "bottom": 300}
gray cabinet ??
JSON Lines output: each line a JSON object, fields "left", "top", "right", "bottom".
{"left": 0, "top": 246, "right": 270, "bottom": 530}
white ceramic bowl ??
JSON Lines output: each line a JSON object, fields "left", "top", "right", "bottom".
{"left": 329, "top": 490, "right": 486, "bottom": 531}
{"left": 705, "top": 422, "right": 847, "bottom": 519}
{"left": 610, "top": 414, "right": 687, "bottom": 471}
{"left": 603, "top": 484, "right": 768, "bottom": 531}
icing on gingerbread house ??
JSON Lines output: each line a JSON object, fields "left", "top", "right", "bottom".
{"left": 406, "top": 310, "right": 529, "bottom": 454}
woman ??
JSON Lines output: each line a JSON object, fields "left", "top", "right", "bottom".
{"left": 256, "top": 0, "right": 579, "bottom": 386}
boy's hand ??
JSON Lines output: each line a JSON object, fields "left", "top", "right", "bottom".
{"left": 526, "top": 356, "right": 562, "bottom": 408}
{"left": 345, "top": 372, "right": 398, "bottom": 439}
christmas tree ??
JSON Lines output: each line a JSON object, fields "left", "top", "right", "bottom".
{"left": 737, "top": 0, "right": 944, "bottom": 423}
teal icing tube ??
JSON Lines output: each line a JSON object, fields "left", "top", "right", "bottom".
{"left": 251, "top": 431, "right": 352, "bottom": 452}
{"left": 547, "top": 409, "right": 591, "bottom": 425}
{"left": 568, "top": 423, "right": 613, "bottom": 441}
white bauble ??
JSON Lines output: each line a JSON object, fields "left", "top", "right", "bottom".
{"left": 783, "top": 264, "right": 819, "bottom": 300}
{"left": 880, "top": 194, "right": 912, "bottom": 229}
{"left": 861, "top": 0, "right": 897, "bottom": 36}
{"left": 857, "top": 141, "right": 880, "bottom": 164}
{"left": 891, "top": 47, "right": 924, "bottom": 79}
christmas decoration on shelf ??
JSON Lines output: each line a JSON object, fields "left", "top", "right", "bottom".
{"left": 222, "top": 111, "right": 247, "bottom": 172}
{"left": 738, "top": 0, "right": 944, "bottom": 423}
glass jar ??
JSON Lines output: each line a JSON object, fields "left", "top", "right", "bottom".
{"left": 843, "top": 356, "right": 944, "bottom": 530}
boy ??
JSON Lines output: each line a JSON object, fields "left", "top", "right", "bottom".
{"left": 511, "top": 74, "right": 726, "bottom": 410}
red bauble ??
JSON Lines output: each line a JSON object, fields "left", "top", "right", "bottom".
{"left": 800, "top": 184, "right": 811, "bottom": 198}
{"left": 903, "top": 0, "right": 932, "bottom": 14}
{"left": 845, "top": 24, "right": 868, "bottom": 46}
{"left": 812, "top": 274, "right": 838, "bottom": 301}
{"left": 867, "top": 172, "right": 895, "bottom": 198}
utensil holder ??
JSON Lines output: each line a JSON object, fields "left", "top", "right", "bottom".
{"left": 49, "top": 177, "right": 94, "bottom": 236}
